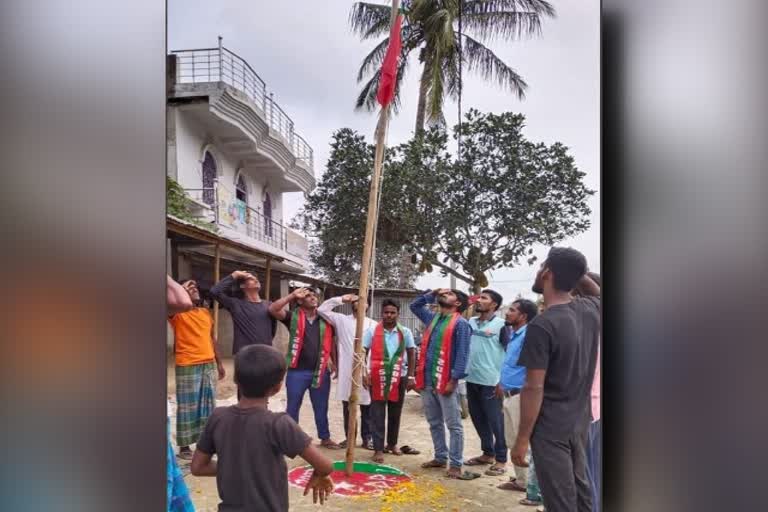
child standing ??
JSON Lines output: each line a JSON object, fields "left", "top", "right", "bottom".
{"left": 191, "top": 344, "right": 334, "bottom": 510}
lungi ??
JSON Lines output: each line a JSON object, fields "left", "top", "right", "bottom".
{"left": 175, "top": 361, "right": 217, "bottom": 447}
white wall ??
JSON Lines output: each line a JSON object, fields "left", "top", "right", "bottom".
{"left": 171, "top": 108, "right": 286, "bottom": 225}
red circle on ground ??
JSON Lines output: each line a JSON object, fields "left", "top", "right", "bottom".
{"left": 288, "top": 463, "right": 411, "bottom": 497}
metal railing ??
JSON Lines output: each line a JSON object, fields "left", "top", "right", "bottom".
{"left": 181, "top": 184, "right": 309, "bottom": 260}
{"left": 171, "top": 38, "right": 314, "bottom": 170}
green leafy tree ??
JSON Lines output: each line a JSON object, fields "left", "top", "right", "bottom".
{"left": 294, "top": 110, "right": 593, "bottom": 293}
{"left": 349, "top": 0, "right": 555, "bottom": 133}
{"left": 409, "top": 109, "right": 594, "bottom": 293}
{"left": 292, "top": 129, "right": 416, "bottom": 287}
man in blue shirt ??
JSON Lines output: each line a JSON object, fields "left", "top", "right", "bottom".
{"left": 362, "top": 299, "right": 417, "bottom": 463}
{"left": 464, "top": 289, "right": 508, "bottom": 476}
{"left": 410, "top": 288, "right": 473, "bottom": 479}
{"left": 497, "top": 298, "right": 539, "bottom": 493}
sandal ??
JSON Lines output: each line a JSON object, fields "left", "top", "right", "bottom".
{"left": 484, "top": 465, "right": 507, "bottom": 476}
{"left": 386, "top": 445, "right": 403, "bottom": 456}
{"left": 520, "top": 498, "right": 543, "bottom": 506}
{"left": 372, "top": 452, "right": 385, "bottom": 463}
{"left": 338, "top": 440, "right": 348, "bottom": 449}
{"left": 421, "top": 459, "right": 448, "bottom": 469}
{"left": 464, "top": 456, "right": 493, "bottom": 466}
{"left": 320, "top": 440, "right": 343, "bottom": 450}
{"left": 400, "top": 445, "right": 421, "bottom": 455}
{"left": 498, "top": 481, "right": 527, "bottom": 492}
{"left": 364, "top": 439, "right": 375, "bottom": 451}
{"left": 446, "top": 470, "right": 482, "bottom": 480}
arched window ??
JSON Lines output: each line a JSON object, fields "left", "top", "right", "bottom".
{"left": 263, "top": 192, "right": 273, "bottom": 237}
{"left": 202, "top": 151, "right": 217, "bottom": 206}
{"left": 235, "top": 173, "right": 248, "bottom": 204}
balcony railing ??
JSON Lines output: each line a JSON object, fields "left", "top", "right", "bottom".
{"left": 171, "top": 38, "right": 314, "bottom": 170}
{"left": 182, "top": 185, "right": 308, "bottom": 261}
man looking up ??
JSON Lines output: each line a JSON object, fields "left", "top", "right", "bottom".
{"left": 464, "top": 290, "right": 508, "bottom": 477}
{"left": 510, "top": 247, "right": 600, "bottom": 512}
{"left": 410, "top": 288, "right": 473, "bottom": 480}
{"left": 318, "top": 293, "right": 377, "bottom": 450}
{"left": 269, "top": 287, "right": 342, "bottom": 450}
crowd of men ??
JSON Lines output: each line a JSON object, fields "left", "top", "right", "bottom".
{"left": 166, "top": 245, "right": 601, "bottom": 512}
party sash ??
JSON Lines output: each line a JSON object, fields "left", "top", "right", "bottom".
{"left": 286, "top": 309, "right": 334, "bottom": 388}
{"left": 369, "top": 323, "right": 406, "bottom": 402}
{"left": 415, "top": 313, "right": 460, "bottom": 393}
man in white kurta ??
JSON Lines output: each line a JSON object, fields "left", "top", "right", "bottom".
{"left": 318, "top": 294, "right": 377, "bottom": 449}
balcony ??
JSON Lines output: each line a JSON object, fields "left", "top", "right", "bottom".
{"left": 183, "top": 185, "right": 309, "bottom": 264}
{"left": 168, "top": 38, "right": 315, "bottom": 194}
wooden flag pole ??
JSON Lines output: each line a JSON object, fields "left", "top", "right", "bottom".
{"left": 345, "top": 0, "right": 400, "bottom": 476}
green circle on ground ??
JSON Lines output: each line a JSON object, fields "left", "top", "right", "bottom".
{"left": 330, "top": 461, "right": 407, "bottom": 476}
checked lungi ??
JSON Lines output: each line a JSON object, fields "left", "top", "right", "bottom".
{"left": 175, "top": 361, "right": 217, "bottom": 447}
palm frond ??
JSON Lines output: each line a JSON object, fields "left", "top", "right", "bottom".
{"left": 462, "top": 0, "right": 556, "bottom": 19}
{"left": 462, "top": 34, "right": 527, "bottom": 99}
{"left": 357, "top": 38, "right": 390, "bottom": 82}
{"left": 349, "top": 2, "right": 394, "bottom": 39}
{"left": 354, "top": 58, "right": 409, "bottom": 113}
{"left": 425, "top": 57, "right": 445, "bottom": 124}
{"left": 462, "top": 11, "right": 544, "bottom": 40}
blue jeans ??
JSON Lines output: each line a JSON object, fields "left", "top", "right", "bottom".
{"left": 285, "top": 369, "right": 331, "bottom": 440}
{"left": 421, "top": 386, "right": 464, "bottom": 468}
{"left": 586, "top": 420, "right": 601, "bottom": 512}
{"left": 466, "top": 382, "right": 507, "bottom": 462}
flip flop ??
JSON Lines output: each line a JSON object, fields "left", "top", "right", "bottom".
{"left": 386, "top": 446, "right": 403, "bottom": 456}
{"left": 400, "top": 445, "right": 421, "bottom": 455}
{"left": 421, "top": 459, "right": 448, "bottom": 469}
{"left": 498, "top": 481, "right": 527, "bottom": 492}
{"left": 372, "top": 454, "right": 385, "bottom": 463}
{"left": 520, "top": 498, "right": 544, "bottom": 507}
{"left": 320, "top": 440, "right": 343, "bottom": 450}
{"left": 446, "top": 470, "right": 482, "bottom": 480}
{"left": 338, "top": 440, "right": 348, "bottom": 449}
{"left": 464, "top": 456, "right": 493, "bottom": 466}
{"left": 484, "top": 465, "right": 507, "bottom": 476}
{"left": 176, "top": 451, "right": 193, "bottom": 461}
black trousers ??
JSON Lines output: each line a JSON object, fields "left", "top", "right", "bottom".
{"left": 530, "top": 426, "right": 593, "bottom": 512}
{"left": 342, "top": 400, "right": 372, "bottom": 444}
{"left": 369, "top": 378, "right": 407, "bottom": 452}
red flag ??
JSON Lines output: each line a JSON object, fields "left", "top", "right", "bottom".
{"left": 376, "top": 14, "right": 403, "bottom": 107}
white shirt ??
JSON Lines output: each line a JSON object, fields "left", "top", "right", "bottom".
{"left": 317, "top": 296, "right": 376, "bottom": 404}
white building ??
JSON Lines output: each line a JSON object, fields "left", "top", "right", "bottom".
{"left": 165, "top": 38, "right": 316, "bottom": 354}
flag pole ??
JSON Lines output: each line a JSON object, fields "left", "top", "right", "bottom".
{"left": 346, "top": 0, "right": 400, "bottom": 477}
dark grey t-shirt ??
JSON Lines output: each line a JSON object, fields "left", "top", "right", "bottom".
{"left": 210, "top": 276, "right": 275, "bottom": 354}
{"left": 281, "top": 313, "right": 321, "bottom": 371}
{"left": 196, "top": 405, "right": 312, "bottom": 512}
{"left": 517, "top": 296, "right": 600, "bottom": 439}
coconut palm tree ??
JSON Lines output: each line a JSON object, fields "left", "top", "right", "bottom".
{"left": 350, "top": 0, "right": 555, "bottom": 133}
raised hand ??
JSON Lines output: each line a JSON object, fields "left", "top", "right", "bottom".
{"left": 341, "top": 294, "right": 360, "bottom": 304}
{"left": 292, "top": 287, "right": 310, "bottom": 301}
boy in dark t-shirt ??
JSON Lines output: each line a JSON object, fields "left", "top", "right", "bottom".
{"left": 191, "top": 345, "right": 334, "bottom": 511}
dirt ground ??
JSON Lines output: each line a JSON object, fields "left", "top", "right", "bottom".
{"left": 168, "top": 358, "right": 535, "bottom": 512}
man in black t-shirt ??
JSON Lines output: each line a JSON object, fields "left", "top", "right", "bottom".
{"left": 269, "top": 287, "right": 342, "bottom": 450}
{"left": 510, "top": 247, "right": 601, "bottom": 512}
{"left": 209, "top": 270, "right": 276, "bottom": 353}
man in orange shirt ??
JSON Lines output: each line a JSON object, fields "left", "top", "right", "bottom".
{"left": 169, "top": 279, "right": 225, "bottom": 460}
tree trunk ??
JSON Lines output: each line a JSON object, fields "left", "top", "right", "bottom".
{"left": 414, "top": 63, "right": 430, "bottom": 135}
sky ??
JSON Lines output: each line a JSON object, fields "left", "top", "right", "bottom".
{"left": 168, "top": 0, "right": 600, "bottom": 302}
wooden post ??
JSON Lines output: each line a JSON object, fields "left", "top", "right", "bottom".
{"left": 213, "top": 243, "right": 221, "bottom": 338}
{"left": 346, "top": 2, "right": 399, "bottom": 475}
{"left": 264, "top": 257, "right": 272, "bottom": 301}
